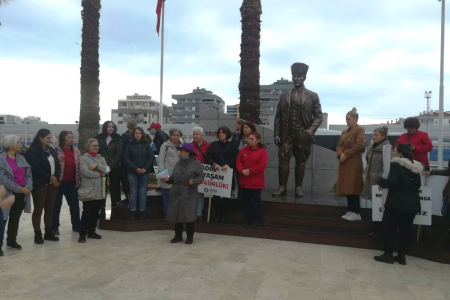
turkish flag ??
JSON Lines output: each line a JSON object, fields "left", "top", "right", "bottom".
{"left": 156, "top": 0, "right": 165, "bottom": 36}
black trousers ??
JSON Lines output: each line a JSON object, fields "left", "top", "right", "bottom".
{"left": 120, "top": 163, "right": 130, "bottom": 200}
{"left": 102, "top": 169, "right": 122, "bottom": 209}
{"left": 175, "top": 222, "right": 194, "bottom": 238}
{"left": 382, "top": 208, "right": 415, "bottom": 256}
{"left": 347, "top": 195, "right": 361, "bottom": 213}
{"left": 80, "top": 200, "right": 103, "bottom": 237}
{"left": 241, "top": 188, "right": 262, "bottom": 224}
{"left": 5, "top": 193, "right": 26, "bottom": 244}
{"left": 213, "top": 196, "right": 230, "bottom": 218}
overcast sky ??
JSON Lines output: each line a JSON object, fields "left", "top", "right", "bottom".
{"left": 0, "top": 0, "right": 448, "bottom": 125}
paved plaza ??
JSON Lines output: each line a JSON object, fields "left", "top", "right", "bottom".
{"left": 1, "top": 205, "right": 450, "bottom": 300}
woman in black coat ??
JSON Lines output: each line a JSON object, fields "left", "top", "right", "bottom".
{"left": 206, "top": 126, "right": 236, "bottom": 223}
{"left": 95, "top": 121, "right": 123, "bottom": 218}
{"left": 26, "top": 129, "right": 61, "bottom": 244}
{"left": 374, "top": 144, "right": 423, "bottom": 265}
{"left": 125, "top": 127, "right": 155, "bottom": 220}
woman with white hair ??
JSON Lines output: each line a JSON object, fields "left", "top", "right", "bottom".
{"left": 0, "top": 135, "right": 33, "bottom": 254}
{"left": 78, "top": 138, "right": 110, "bottom": 243}
{"left": 189, "top": 127, "right": 210, "bottom": 221}
{"left": 158, "top": 128, "right": 183, "bottom": 215}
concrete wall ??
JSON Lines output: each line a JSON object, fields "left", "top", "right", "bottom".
{"left": 198, "top": 106, "right": 338, "bottom": 192}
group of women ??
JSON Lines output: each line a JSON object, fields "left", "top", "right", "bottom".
{"left": 335, "top": 108, "right": 438, "bottom": 265}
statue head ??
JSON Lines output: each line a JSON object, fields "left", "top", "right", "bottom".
{"left": 291, "top": 63, "right": 309, "bottom": 88}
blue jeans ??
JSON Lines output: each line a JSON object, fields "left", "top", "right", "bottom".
{"left": 53, "top": 181, "right": 81, "bottom": 231}
{"left": 162, "top": 189, "right": 170, "bottom": 214}
{"left": 128, "top": 173, "right": 149, "bottom": 212}
{"left": 197, "top": 193, "right": 205, "bottom": 217}
{"left": 442, "top": 201, "right": 450, "bottom": 221}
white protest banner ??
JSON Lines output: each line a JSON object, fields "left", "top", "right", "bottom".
{"left": 372, "top": 185, "right": 432, "bottom": 226}
{"left": 381, "top": 144, "right": 392, "bottom": 207}
{"left": 198, "top": 164, "right": 233, "bottom": 198}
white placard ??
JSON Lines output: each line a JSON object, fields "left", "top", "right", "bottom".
{"left": 198, "top": 164, "right": 233, "bottom": 198}
{"left": 155, "top": 168, "right": 169, "bottom": 179}
{"left": 372, "top": 185, "right": 432, "bottom": 226}
{"left": 381, "top": 144, "right": 392, "bottom": 207}
{"left": 423, "top": 175, "right": 447, "bottom": 216}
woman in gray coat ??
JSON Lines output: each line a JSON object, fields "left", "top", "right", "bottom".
{"left": 0, "top": 135, "right": 33, "bottom": 254}
{"left": 78, "top": 138, "right": 110, "bottom": 244}
{"left": 361, "top": 126, "right": 390, "bottom": 238}
{"left": 161, "top": 143, "right": 204, "bottom": 245}
{"left": 158, "top": 128, "right": 183, "bottom": 215}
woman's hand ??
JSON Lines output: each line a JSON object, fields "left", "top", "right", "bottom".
{"left": 50, "top": 176, "right": 58, "bottom": 185}
{"left": 189, "top": 179, "right": 194, "bottom": 186}
{"left": 23, "top": 188, "right": 31, "bottom": 195}
{"left": 160, "top": 177, "right": 169, "bottom": 182}
{"left": 242, "top": 169, "right": 250, "bottom": 176}
{"left": 89, "top": 163, "right": 98, "bottom": 170}
{"left": 222, "top": 165, "right": 229, "bottom": 171}
{"left": 214, "top": 165, "right": 221, "bottom": 171}
{"left": 410, "top": 145, "right": 416, "bottom": 152}
{"left": 423, "top": 171, "right": 431, "bottom": 176}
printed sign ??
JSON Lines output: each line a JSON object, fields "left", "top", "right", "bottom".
{"left": 198, "top": 164, "right": 233, "bottom": 198}
{"left": 372, "top": 186, "right": 432, "bottom": 226}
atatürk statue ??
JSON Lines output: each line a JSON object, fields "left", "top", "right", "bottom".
{"left": 273, "top": 63, "right": 323, "bottom": 197}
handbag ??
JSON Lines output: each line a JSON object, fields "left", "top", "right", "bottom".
{"left": 78, "top": 184, "right": 96, "bottom": 201}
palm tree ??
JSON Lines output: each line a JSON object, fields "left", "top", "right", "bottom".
{"left": 0, "top": 0, "right": 15, "bottom": 26}
{"left": 78, "top": 0, "right": 101, "bottom": 152}
{"left": 238, "top": 0, "right": 262, "bottom": 124}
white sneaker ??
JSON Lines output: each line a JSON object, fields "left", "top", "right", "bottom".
{"left": 346, "top": 213, "right": 362, "bottom": 222}
{"left": 342, "top": 211, "right": 352, "bottom": 219}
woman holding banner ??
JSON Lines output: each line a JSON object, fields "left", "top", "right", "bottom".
{"left": 374, "top": 144, "right": 422, "bottom": 265}
{"left": 207, "top": 126, "right": 236, "bottom": 223}
{"left": 236, "top": 132, "right": 268, "bottom": 227}
{"left": 161, "top": 143, "right": 204, "bottom": 245}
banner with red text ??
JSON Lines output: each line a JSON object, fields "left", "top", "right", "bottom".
{"left": 198, "top": 164, "right": 233, "bottom": 198}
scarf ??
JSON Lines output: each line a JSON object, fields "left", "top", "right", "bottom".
{"left": 88, "top": 152, "right": 98, "bottom": 157}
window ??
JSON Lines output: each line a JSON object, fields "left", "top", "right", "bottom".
{"left": 143, "top": 113, "right": 147, "bottom": 117}
{"left": 118, "top": 121, "right": 123, "bottom": 124}
{"left": 143, "top": 121, "right": 147, "bottom": 124}
{"left": 118, "top": 113, "right": 123, "bottom": 117}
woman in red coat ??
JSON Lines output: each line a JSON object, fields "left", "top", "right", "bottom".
{"left": 394, "top": 117, "right": 433, "bottom": 170}
{"left": 236, "top": 132, "right": 268, "bottom": 227}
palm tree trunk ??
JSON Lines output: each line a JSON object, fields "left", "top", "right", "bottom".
{"left": 79, "top": 0, "right": 101, "bottom": 152}
{"left": 239, "top": 0, "right": 262, "bottom": 124}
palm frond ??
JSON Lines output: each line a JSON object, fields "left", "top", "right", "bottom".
{"left": 0, "top": 0, "right": 14, "bottom": 6}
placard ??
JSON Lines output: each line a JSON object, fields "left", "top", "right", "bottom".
{"left": 372, "top": 185, "right": 432, "bottom": 226}
{"left": 198, "top": 164, "right": 233, "bottom": 198}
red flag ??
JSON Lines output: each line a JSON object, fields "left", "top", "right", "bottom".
{"left": 156, "top": 0, "right": 165, "bottom": 36}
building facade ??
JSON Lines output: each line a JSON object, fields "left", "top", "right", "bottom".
{"left": 172, "top": 87, "right": 225, "bottom": 124}
{"left": 22, "top": 116, "right": 48, "bottom": 125}
{"left": 260, "top": 78, "right": 294, "bottom": 126}
{"left": 111, "top": 94, "right": 172, "bottom": 126}
{"left": 0, "top": 115, "right": 22, "bottom": 125}
{"left": 226, "top": 104, "right": 240, "bottom": 118}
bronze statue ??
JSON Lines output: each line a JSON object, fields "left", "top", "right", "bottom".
{"left": 273, "top": 63, "right": 323, "bottom": 197}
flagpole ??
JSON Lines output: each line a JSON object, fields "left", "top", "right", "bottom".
{"left": 159, "top": 1, "right": 165, "bottom": 125}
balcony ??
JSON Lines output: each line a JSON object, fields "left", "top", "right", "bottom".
{"left": 123, "top": 117, "right": 145, "bottom": 122}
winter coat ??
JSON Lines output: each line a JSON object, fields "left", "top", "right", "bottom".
{"left": 430, "top": 159, "right": 450, "bottom": 203}
{"left": 153, "top": 129, "right": 169, "bottom": 155}
{"left": 236, "top": 145, "right": 268, "bottom": 190}
{"left": 378, "top": 157, "right": 422, "bottom": 214}
{"left": 189, "top": 140, "right": 210, "bottom": 164}
{"left": 158, "top": 140, "right": 182, "bottom": 189}
{"left": 121, "top": 131, "right": 133, "bottom": 162}
{"left": 79, "top": 153, "right": 110, "bottom": 201}
{"left": 0, "top": 151, "right": 33, "bottom": 220}
{"left": 394, "top": 130, "right": 433, "bottom": 167}
{"left": 336, "top": 126, "right": 366, "bottom": 196}
{"left": 55, "top": 146, "right": 82, "bottom": 188}
{"left": 166, "top": 157, "right": 204, "bottom": 223}
{"left": 125, "top": 140, "right": 155, "bottom": 174}
{"left": 361, "top": 139, "right": 391, "bottom": 200}
{"left": 206, "top": 140, "right": 237, "bottom": 169}
{"left": 26, "top": 146, "right": 61, "bottom": 188}
{"left": 95, "top": 133, "right": 123, "bottom": 170}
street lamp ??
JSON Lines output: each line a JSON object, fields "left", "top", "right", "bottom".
{"left": 437, "top": 0, "right": 445, "bottom": 168}
{"left": 425, "top": 91, "right": 432, "bottom": 133}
